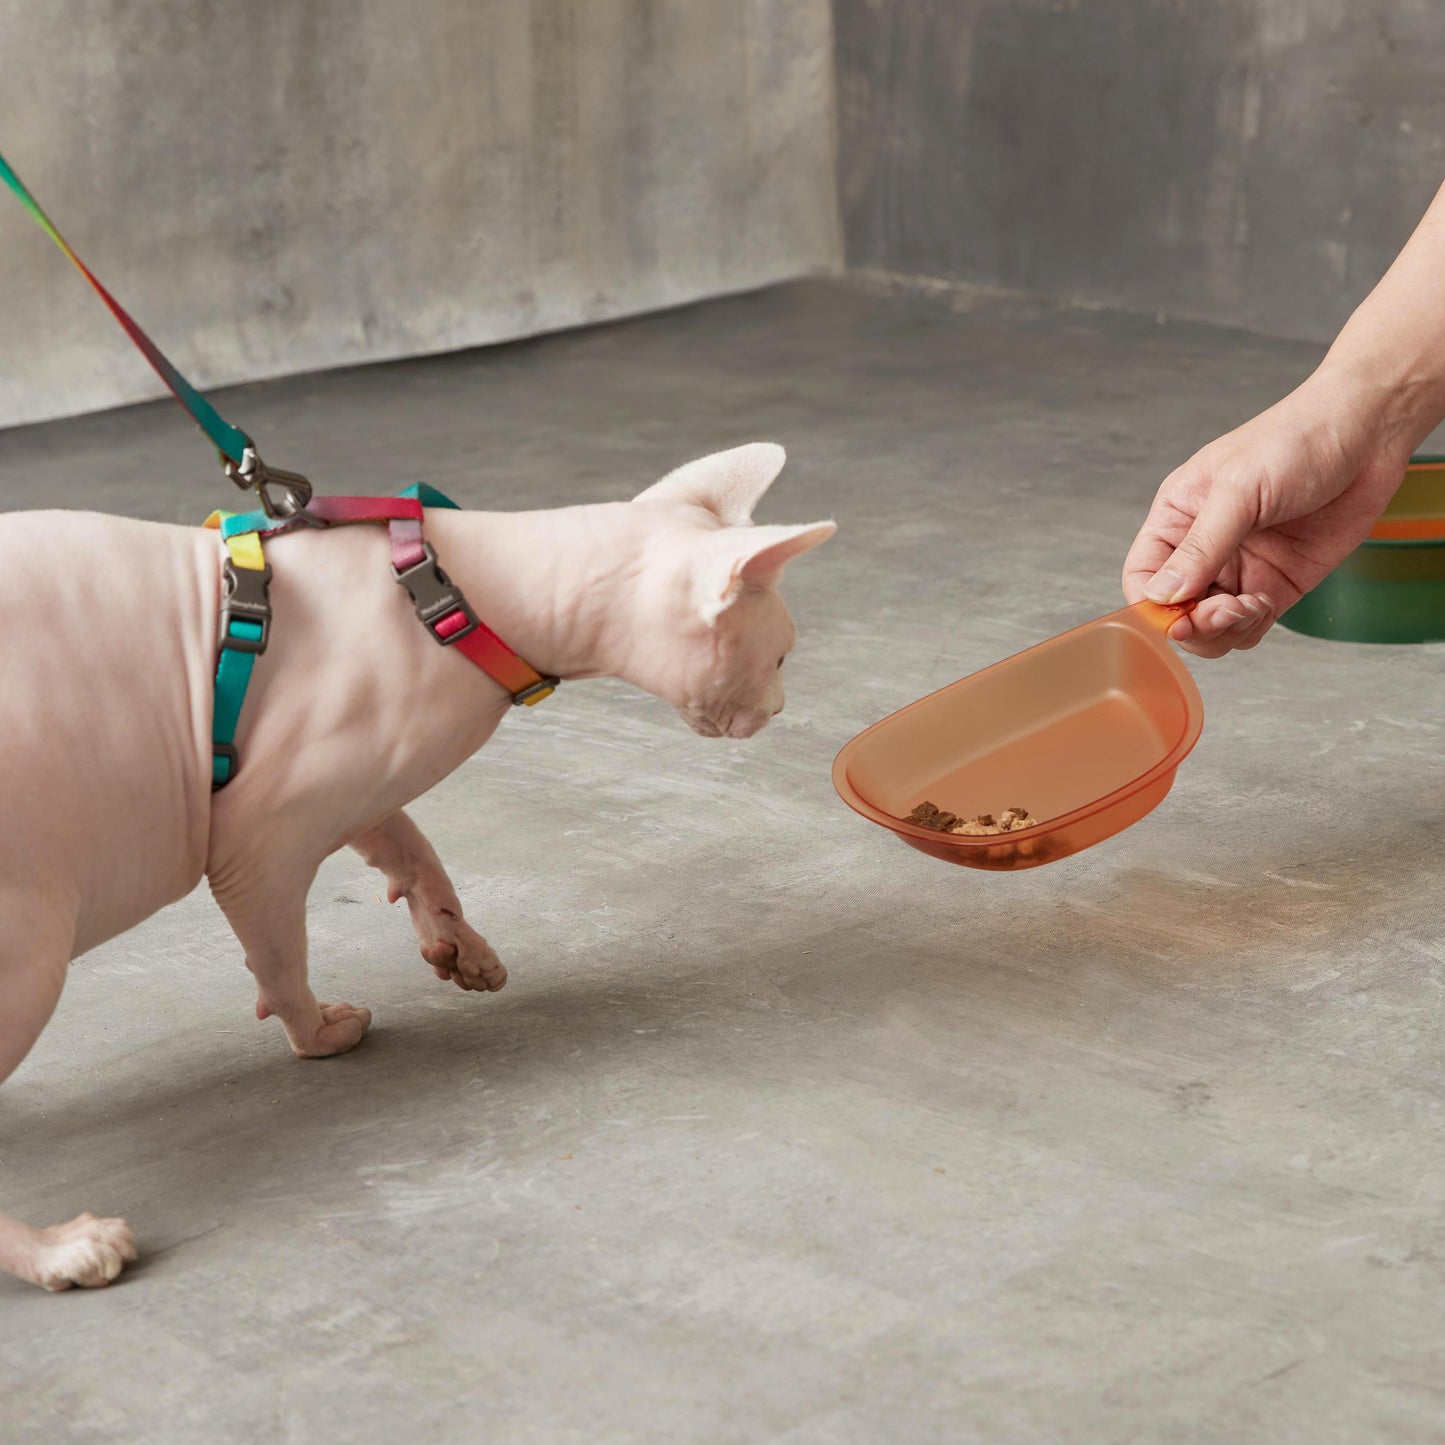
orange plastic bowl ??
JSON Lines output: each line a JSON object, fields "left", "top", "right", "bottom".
{"left": 833, "top": 601, "right": 1203, "bottom": 871}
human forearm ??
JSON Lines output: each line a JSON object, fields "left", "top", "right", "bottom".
{"left": 1316, "top": 178, "right": 1445, "bottom": 452}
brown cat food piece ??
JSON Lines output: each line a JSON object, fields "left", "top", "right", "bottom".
{"left": 995, "top": 807, "right": 1036, "bottom": 833}
{"left": 908, "top": 801, "right": 960, "bottom": 830}
{"left": 907, "top": 800, "right": 1039, "bottom": 835}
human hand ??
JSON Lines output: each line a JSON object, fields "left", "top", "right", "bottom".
{"left": 1122, "top": 367, "right": 1414, "bottom": 657}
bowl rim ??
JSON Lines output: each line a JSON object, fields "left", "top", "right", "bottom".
{"left": 1362, "top": 456, "right": 1445, "bottom": 549}
{"left": 832, "top": 600, "right": 1204, "bottom": 851}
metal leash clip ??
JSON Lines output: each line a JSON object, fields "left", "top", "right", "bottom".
{"left": 223, "top": 439, "right": 316, "bottom": 521}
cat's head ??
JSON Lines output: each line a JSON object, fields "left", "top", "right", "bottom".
{"left": 629, "top": 443, "right": 834, "bottom": 739}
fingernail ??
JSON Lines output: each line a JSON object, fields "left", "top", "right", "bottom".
{"left": 1145, "top": 568, "right": 1188, "bottom": 604}
{"left": 1230, "top": 608, "right": 1255, "bottom": 630}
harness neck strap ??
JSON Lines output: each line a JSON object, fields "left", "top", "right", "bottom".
{"left": 387, "top": 486, "right": 558, "bottom": 705}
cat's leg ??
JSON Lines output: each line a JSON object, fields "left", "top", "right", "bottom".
{"left": 0, "top": 891, "right": 137, "bottom": 1291}
{"left": 349, "top": 810, "right": 507, "bottom": 994}
{"left": 212, "top": 866, "right": 372, "bottom": 1058}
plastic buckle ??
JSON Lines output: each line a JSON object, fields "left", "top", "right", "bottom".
{"left": 390, "top": 542, "right": 479, "bottom": 644}
{"left": 511, "top": 677, "right": 560, "bottom": 707}
{"left": 212, "top": 742, "right": 239, "bottom": 791}
{"left": 224, "top": 442, "right": 315, "bottom": 520}
{"left": 219, "top": 558, "right": 273, "bottom": 654}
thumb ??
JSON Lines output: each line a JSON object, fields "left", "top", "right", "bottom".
{"left": 1145, "top": 480, "right": 1257, "bottom": 603}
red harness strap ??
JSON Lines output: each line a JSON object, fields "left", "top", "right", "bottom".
{"left": 387, "top": 532, "right": 559, "bottom": 705}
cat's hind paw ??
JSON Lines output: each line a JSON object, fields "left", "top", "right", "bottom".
{"left": 284, "top": 1000, "right": 373, "bottom": 1058}
{"left": 30, "top": 1213, "right": 137, "bottom": 1291}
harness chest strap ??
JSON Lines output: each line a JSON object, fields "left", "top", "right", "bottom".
{"left": 208, "top": 526, "right": 270, "bottom": 788}
{"left": 203, "top": 485, "right": 558, "bottom": 789}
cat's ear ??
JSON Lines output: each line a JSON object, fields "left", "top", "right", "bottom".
{"left": 635, "top": 442, "right": 787, "bottom": 525}
{"left": 698, "top": 520, "right": 836, "bottom": 625}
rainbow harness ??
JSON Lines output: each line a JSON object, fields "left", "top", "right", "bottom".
{"left": 0, "top": 148, "right": 558, "bottom": 792}
{"left": 205, "top": 485, "right": 558, "bottom": 789}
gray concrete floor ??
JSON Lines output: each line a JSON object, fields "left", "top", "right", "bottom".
{"left": 2, "top": 280, "right": 1444, "bottom": 1443}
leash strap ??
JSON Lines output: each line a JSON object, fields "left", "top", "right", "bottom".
{"left": 1, "top": 149, "right": 250, "bottom": 467}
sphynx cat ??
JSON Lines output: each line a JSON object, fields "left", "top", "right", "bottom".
{"left": 0, "top": 442, "right": 834, "bottom": 1292}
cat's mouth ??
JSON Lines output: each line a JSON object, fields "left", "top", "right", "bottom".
{"left": 682, "top": 708, "right": 771, "bottom": 740}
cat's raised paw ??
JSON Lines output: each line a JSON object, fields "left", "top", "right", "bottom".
{"left": 31, "top": 1213, "right": 137, "bottom": 1291}
{"left": 421, "top": 923, "right": 507, "bottom": 993}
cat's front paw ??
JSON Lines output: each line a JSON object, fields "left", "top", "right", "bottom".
{"left": 422, "top": 922, "right": 507, "bottom": 993}
{"left": 29, "top": 1213, "right": 137, "bottom": 1291}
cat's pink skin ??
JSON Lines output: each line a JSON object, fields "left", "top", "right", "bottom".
{"left": 0, "top": 444, "right": 833, "bottom": 1291}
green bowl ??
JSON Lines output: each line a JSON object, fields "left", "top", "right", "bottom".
{"left": 1279, "top": 456, "right": 1445, "bottom": 644}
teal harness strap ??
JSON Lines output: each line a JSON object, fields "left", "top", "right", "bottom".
{"left": 207, "top": 513, "right": 274, "bottom": 790}
{"left": 396, "top": 483, "right": 461, "bottom": 510}
{"left": 212, "top": 622, "right": 263, "bottom": 787}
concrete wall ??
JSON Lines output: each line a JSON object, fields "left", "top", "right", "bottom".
{"left": 0, "top": 0, "right": 839, "bottom": 430}
{"left": 836, "top": 0, "right": 1445, "bottom": 342}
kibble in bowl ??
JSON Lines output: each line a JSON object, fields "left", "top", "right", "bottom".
{"left": 907, "top": 801, "right": 1039, "bottom": 835}
{"left": 903, "top": 799, "right": 1062, "bottom": 867}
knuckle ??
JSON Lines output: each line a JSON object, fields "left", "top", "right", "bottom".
{"left": 1171, "top": 534, "right": 1214, "bottom": 566}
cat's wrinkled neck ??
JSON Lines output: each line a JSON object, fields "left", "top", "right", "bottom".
{"left": 420, "top": 503, "right": 653, "bottom": 685}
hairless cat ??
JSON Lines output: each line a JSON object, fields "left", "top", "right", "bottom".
{"left": 0, "top": 442, "right": 834, "bottom": 1292}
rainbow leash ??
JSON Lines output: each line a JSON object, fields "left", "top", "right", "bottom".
{"left": 0, "top": 147, "right": 310, "bottom": 518}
